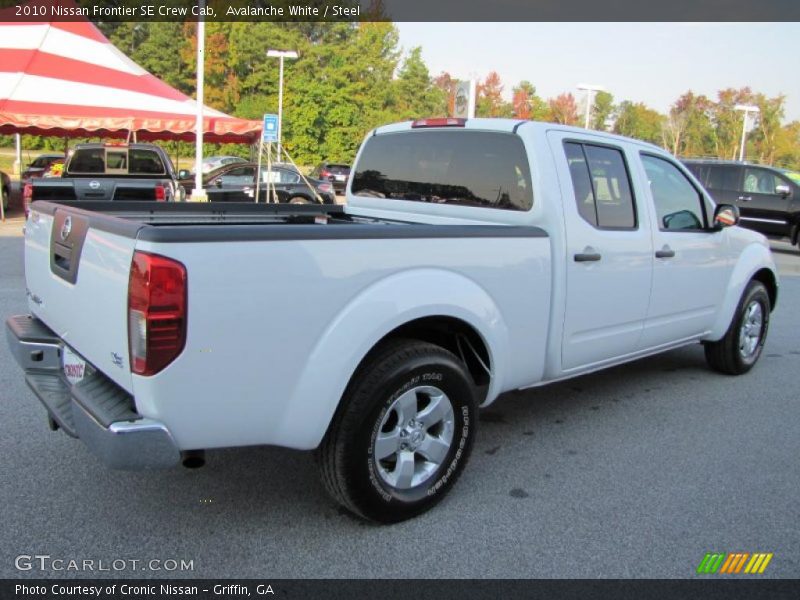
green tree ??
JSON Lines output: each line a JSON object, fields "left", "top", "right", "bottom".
{"left": 774, "top": 122, "right": 800, "bottom": 169}
{"left": 664, "top": 91, "right": 715, "bottom": 157}
{"left": 752, "top": 93, "right": 786, "bottom": 165}
{"left": 133, "top": 22, "right": 195, "bottom": 94}
{"left": 613, "top": 101, "right": 664, "bottom": 144}
{"left": 433, "top": 72, "right": 457, "bottom": 116}
{"left": 712, "top": 87, "right": 755, "bottom": 160}
{"left": 592, "top": 91, "right": 614, "bottom": 131}
{"left": 512, "top": 81, "right": 548, "bottom": 121}
{"left": 394, "top": 47, "right": 444, "bottom": 120}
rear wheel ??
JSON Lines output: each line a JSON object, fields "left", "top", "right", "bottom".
{"left": 318, "top": 339, "right": 477, "bottom": 523}
{"left": 288, "top": 195, "right": 312, "bottom": 204}
{"left": 705, "top": 280, "right": 770, "bottom": 375}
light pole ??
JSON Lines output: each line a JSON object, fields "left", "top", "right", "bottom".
{"left": 266, "top": 49, "right": 298, "bottom": 158}
{"left": 734, "top": 104, "right": 759, "bottom": 162}
{"left": 191, "top": 0, "right": 206, "bottom": 202}
{"left": 577, "top": 83, "right": 605, "bottom": 129}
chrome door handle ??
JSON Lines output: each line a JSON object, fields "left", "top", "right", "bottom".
{"left": 738, "top": 195, "right": 752, "bottom": 202}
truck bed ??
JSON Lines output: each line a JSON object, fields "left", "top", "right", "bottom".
{"left": 30, "top": 200, "right": 543, "bottom": 241}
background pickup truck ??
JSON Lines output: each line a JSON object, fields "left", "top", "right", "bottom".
{"left": 24, "top": 142, "right": 182, "bottom": 214}
{"left": 7, "top": 118, "right": 778, "bottom": 523}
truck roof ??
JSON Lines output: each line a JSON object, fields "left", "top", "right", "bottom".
{"left": 372, "top": 118, "right": 664, "bottom": 153}
{"left": 70, "top": 142, "right": 164, "bottom": 151}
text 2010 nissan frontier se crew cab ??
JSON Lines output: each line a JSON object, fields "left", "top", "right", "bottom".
{"left": 7, "top": 118, "right": 778, "bottom": 522}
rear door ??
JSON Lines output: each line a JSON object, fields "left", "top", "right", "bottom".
{"left": 549, "top": 133, "right": 653, "bottom": 371}
{"left": 738, "top": 166, "right": 793, "bottom": 236}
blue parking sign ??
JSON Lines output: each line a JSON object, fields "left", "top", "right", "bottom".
{"left": 263, "top": 114, "right": 278, "bottom": 143}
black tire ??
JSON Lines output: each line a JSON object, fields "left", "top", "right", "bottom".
{"left": 318, "top": 339, "right": 477, "bottom": 523}
{"left": 704, "top": 280, "right": 770, "bottom": 375}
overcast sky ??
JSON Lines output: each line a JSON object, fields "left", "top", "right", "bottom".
{"left": 395, "top": 22, "right": 800, "bottom": 122}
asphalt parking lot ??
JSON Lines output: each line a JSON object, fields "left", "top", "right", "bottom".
{"left": 0, "top": 216, "right": 798, "bottom": 579}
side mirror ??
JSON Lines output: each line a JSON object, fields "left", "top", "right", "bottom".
{"left": 714, "top": 204, "right": 740, "bottom": 229}
{"left": 177, "top": 169, "right": 190, "bottom": 179}
{"left": 214, "top": 178, "right": 223, "bottom": 188}
{"left": 775, "top": 184, "right": 791, "bottom": 198}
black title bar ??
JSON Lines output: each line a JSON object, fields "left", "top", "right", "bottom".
{"left": 0, "top": 0, "right": 799, "bottom": 22}
{"left": 2, "top": 579, "right": 800, "bottom": 600}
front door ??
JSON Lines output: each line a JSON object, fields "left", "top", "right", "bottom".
{"left": 550, "top": 133, "right": 654, "bottom": 371}
{"left": 638, "top": 154, "right": 732, "bottom": 348}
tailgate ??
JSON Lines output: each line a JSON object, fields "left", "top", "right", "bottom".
{"left": 24, "top": 203, "right": 141, "bottom": 393}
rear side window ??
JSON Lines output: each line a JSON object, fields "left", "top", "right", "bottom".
{"left": 564, "top": 142, "right": 636, "bottom": 229}
{"left": 351, "top": 130, "right": 532, "bottom": 211}
{"left": 220, "top": 167, "right": 255, "bottom": 185}
{"left": 705, "top": 165, "right": 740, "bottom": 191}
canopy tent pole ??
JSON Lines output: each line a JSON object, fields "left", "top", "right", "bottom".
{"left": 190, "top": 3, "right": 207, "bottom": 202}
{"left": 14, "top": 134, "right": 22, "bottom": 177}
{"left": 0, "top": 170, "right": 5, "bottom": 222}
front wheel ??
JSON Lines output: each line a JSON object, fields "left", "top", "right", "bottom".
{"left": 318, "top": 339, "right": 477, "bottom": 523}
{"left": 704, "top": 280, "right": 770, "bottom": 375}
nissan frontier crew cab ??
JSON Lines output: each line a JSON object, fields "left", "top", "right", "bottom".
{"left": 7, "top": 118, "right": 778, "bottom": 523}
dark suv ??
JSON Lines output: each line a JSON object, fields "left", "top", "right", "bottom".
{"left": 683, "top": 159, "right": 800, "bottom": 248}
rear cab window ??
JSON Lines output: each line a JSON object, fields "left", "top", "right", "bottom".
{"left": 67, "top": 147, "right": 167, "bottom": 176}
{"left": 351, "top": 130, "right": 533, "bottom": 211}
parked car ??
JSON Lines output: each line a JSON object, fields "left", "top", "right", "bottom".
{"left": 201, "top": 155, "right": 247, "bottom": 173}
{"left": 180, "top": 162, "right": 335, "bottom": 204}
{"left": 683, "top": 159, "right": 800, "bottom": 248}
{"left": 21, "top": 154, "right": 64, "bottom": 182}
{"left": 8, "top": 118, "right": 777, "bottom": 523}
{"left": 311, "top": 162, "right": 351, "bottom": 193}
{"left": 1, "top": 170, "right": 10, "bottom": 210}
{"left": 26, "top": 143, "right": 182, "bottom": 215}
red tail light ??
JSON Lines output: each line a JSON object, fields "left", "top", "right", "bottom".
{"left": 411, "top": 118, "right": 467, "bottom": 128}
{"left": 128, "top": 251, "right": 187, "bottom": 376}
{"left": 321, "top": 170, "right": 330, "bottom": 178}
{"left": 23, "top": 182, "right": 33, "bottom": 217}
{"left": 155, "top": 184, "right": 167, "bottom": 202}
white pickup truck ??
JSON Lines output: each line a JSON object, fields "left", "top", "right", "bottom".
{"left": 7, "top": 118, "right": 778, "bottom": 523}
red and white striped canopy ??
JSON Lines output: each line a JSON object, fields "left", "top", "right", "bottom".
{"left": 0, "top": 10, "right": 260, "bottom": 143}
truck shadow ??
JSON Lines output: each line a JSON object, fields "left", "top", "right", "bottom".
{"left": 147, "top": 343, "right": 712, "bottom": 524}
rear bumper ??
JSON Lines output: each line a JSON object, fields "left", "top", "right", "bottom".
{"left": 5, "top": 315, "right": 180, "bottom": 470}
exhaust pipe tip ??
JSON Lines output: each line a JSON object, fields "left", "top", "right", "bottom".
{"left": 181, "top": 450, "right": 206, "bottom": 469}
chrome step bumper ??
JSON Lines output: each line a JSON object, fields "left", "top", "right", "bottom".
{"left": 5, "top": 315, "right": 180, "bottom": 470}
